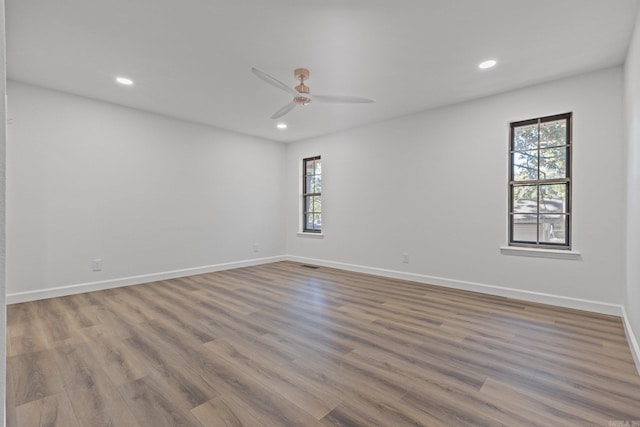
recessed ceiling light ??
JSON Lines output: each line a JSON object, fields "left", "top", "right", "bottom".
{"left": 276, "top": 123, "right": 287, "bottom": 129}
{"left": 478, "top": 60, "right": 497, "bottom": 70}
{"left": 116, "top": 76, "right": 134, "bottom": 86}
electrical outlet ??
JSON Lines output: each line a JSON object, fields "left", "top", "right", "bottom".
{"left": 252, "top": 243, "right": 260, "bottom": 253}
{"left": 91, "top": 258, "right": 102, "bottom": 271}
{"left": 402, "top": 253, "right": 409, "bottom": 264}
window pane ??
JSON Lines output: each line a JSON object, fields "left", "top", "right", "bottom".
{"left": 315, "top": 161, "right": 322, "bottom": 175}
{"left": 305, "top": 176, "right": 321, "bottom": 194}
{"left": 512, "top": 214, "right": 537, "bottom": 243}
{"left": 306, "top": 160, "right": 315, "bottom": 175}
{"left": 539, "top": 214, "right": 568, "bottom": 245}
{"left": 304, "top": 213, "right": 313, "bottom": 229}
{"left": 304, "top": 214, "right": 322, "bottom": 231}
{"left": 540, "top": 184, "right": 567, "bottom": 213}
{"left": 513, "top": 124, "right": 538, "bottom": 151}
{"left": 306, "top": 176, "right": 321, "bottom": 194}
{"left": 313, "top": 214, "right": 322, "bottom": 230}
{"left": 540, "top": 119, "right": 567, "bottom": 148}
{"left": 539, "top": 147, "right": 566, "bottom": 180}
{"left": 305, "top": 196, "right": 321, "bottom": 214}
{"left": 512, "top": 151, "right": 538, "bottom": 181}
{"left": 512, "top": 185, "right": 537, "bottom": 213}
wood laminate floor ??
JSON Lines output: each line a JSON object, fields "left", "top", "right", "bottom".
{"left": 6, "top": 261, "right": 640, "bottom": 426}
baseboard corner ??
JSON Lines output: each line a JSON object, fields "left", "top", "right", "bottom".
{"left": 622, "top": 305, "right": 640, "bottom": 376}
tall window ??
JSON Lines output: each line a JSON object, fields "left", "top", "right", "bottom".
{"left": 303, "top": 156, "right": 322, "bottom": 232}
{"left": 509, "top": 113, "right": 571, "bottom": 248}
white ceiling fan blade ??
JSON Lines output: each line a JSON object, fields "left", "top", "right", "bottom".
{"left": 312, "top": 94, "right": 376, "bottom": 104}
{"left": 271, "top": 101, "right": 296, "bottom": 119}
{"left": 252, "top": 67, "right": 299, "bottom": 98}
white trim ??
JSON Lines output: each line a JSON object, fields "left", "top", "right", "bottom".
{"left": 296, "top": 232, "right": 324, "bottom": 239}
{"left": 500, "top": 246, "right": 582, "bottom": 260}
{"left": 622, "top": 305, "right": 640, "bottom": 376}
{"left": 6, "top": 256, "right": 286, "bottom": 304}
{"left": 7, "top": 253, "right": 637, "bottom": 373}
{"left": 285, "top": 255, "right": 622, "bottom": 316}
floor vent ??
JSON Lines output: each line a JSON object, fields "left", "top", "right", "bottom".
{"left": 301, "top": 264, "right": 320, "bottom": 269}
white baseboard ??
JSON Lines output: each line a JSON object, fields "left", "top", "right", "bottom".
{"left": 621, "top": 305, "right": 640, "bottom": 376}
{"left": 6, "top": 255, "right": 286, "bottom": 304}
{"left": 8, "top": 253, "right": 626, "bottom": 317}
{"left": 7, "top": 253, "right": 637, "bottom": 374}
{"left": 285, "top": 255, "right": 624, "bottom": 317}
{"left": 293, "top": 254, "right": 639, "bottom": 374}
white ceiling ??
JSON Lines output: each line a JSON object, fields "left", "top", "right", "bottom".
{"left": 6, "top": 0, "right": 639, "bottom": 142}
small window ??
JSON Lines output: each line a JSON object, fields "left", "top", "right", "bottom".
{"left": 509, "top": 113, "right": 571, "bottom": 248}
{"left": 303, "top": 156, "right": 322, "bottom": 233}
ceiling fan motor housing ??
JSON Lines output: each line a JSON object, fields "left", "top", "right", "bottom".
{"left": 251, "top": 66, "right": 374, "bottom": 118}
{"left": 294, "top": 96, "right": 311, "bottom": 105}
{"left": 294, "top": 68, "right": 311, "bottom": 105}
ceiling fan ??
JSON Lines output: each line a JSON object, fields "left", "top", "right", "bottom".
{"left": 252, "top": 67, "right": 375, "bottom": 119}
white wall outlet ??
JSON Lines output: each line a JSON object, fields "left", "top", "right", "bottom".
{"left": 402, "top": 252, "right": 409, "bottom": 263}
{"left": 252, "top": 243, "right": 260, "bottom": 253}
{"left": 91, "top": 258, "right": 102, "bottom": 271}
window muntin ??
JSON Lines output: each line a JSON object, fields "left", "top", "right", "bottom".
{"left": 509, "top": 113, "right": 571, "bottom": 248}
{"left": 303, "top": 156, "right": 322, "bottom": 232}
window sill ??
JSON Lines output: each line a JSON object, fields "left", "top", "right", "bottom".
{"left": 500, "top": 246, "right": 581, "bottom": 260}
{"left": 297, "top": 232, "right": 324, "bottom": 239}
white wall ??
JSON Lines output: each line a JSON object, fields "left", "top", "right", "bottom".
{"left": 1, "top": 0, "right": 7, "bottom": 422}
{"left": 624, "top": 8, "right": 640, "bottom": 369}
{"left": 6, "top": 81, "right": 286, "bottom": 301}
{"left": 7, "top": 67, "right": 628, "bottom": 314}
{"left": 286, "top": 67, "right": 626, "bottom": 312}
